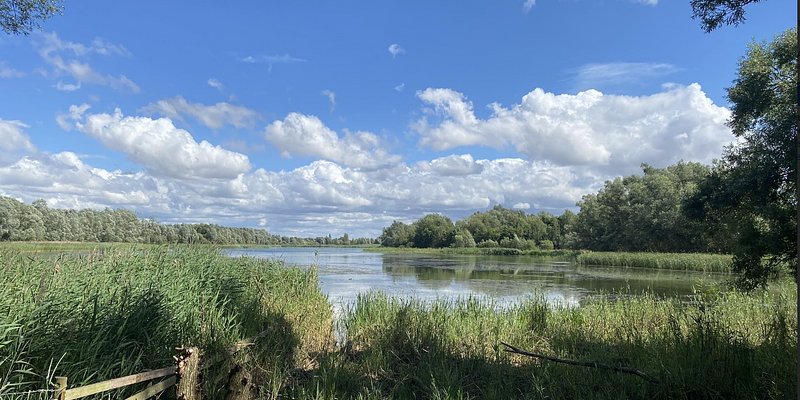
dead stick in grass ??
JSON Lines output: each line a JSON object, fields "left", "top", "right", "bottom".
{"left": 500, "top": 342, "right": 659, "bottom": 384}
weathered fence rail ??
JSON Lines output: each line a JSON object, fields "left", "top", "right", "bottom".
{"left": 51, "top": 328, "right": 269, "bottom": 400}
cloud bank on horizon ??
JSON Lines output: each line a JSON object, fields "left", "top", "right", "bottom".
{"left": 1, "top": 82, "right": 733, "bottom": 236}
{"left": 2, "top": 0, "right": 793, "bottom": 237}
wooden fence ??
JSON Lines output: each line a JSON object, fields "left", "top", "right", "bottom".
{"left": 51, "top": 328, "right": 270, "bottom": 400}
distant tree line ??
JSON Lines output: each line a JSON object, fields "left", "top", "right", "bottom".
{"left": 0, "top": 196, "right": 373, "bottom": 246}
{"left": 378, "top": 161, "right": 726, "bottom": 253}
{"left": 379, "top": 206, "right": 578, "bottom": 251}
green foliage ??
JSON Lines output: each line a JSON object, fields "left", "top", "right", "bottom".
{"left": 297, "top": 287, "right": 797, "bottom": 399}
{"left": 461, "top": 205, "right": 550, "bottom": 244}
{"left": 378, "top": 220, "right": 416, "bottom": 247}
{"left": 476, "top": 239, "right": 499, "bottom": 248}
{"left": 0, "top": 0, "right": 63, "bottom": 35}
{"left": 687, "top": 28, "right": 797, "bottom": 289}
{"left": 0, "top": 196, "right": 376, "bottom": 247}
{"left": 575, "top": 161, "right": 719, "bottom": 253}
{"left": 381, "top": 205, "right": 576, "bottom": 250}
{"left": 4, "top": 247, "right": 791, "bottom": 398}
{"left": 690, "top": 0, "right": 764, "bottom": 33}
{"left": 412, "top": 214, "right": 456, "bottom": 248}
{"left": 451, "top": 228, "right": 476, "bottom": 248}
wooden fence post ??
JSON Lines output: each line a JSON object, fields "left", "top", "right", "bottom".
{"left": 55, "top": 377, "right": 67, "bottom": 400}
{"left": 176, "top": 347, "right": 201, "bottom": 400}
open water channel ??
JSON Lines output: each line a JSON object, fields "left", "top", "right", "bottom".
{"left": 225, "top": 247, "right": 725, "bottom": 312}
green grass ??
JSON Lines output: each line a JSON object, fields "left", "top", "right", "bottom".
{"left": 290, "top": 286, "right": 797, "bottom": 399}
{"left": 1, "top": 246, "right": 794, "bottom": 399}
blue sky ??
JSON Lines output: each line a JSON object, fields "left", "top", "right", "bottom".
{"left": 0, "top": 0, "right": 796, "bottom": 237}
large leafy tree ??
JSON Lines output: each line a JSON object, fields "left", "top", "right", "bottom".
{"left": 378, "top": 221, "right": 416, "bottom": 247}
{"left": 687, "top": 28, "right": 797, "bottom": 289}
{"left": 575, "top": 162, "right": 716, "bottom": 253}
{"left": 412, "top": 214, "right": 456, "bottom": 249}
{"left": 0, "top": 0, "right": 63, "bottom": 35}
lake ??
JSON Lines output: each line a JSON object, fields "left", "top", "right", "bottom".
{"left": 225, "top": 247, "right": 724, "bottom": 311}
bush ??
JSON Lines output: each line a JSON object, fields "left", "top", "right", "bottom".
{"left": 476, "top": 239, "right": 499, "bottom": 248}
{"left": 539, "top": 240, "right": 555, "bottom": 250}
{"left": 499, "top": 237, "right": 515, "bottom": 248}
{"left": 452, "top": 229, "right": 476, "bottom": 248}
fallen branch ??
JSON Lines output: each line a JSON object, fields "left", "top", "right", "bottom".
{"left": 500, "top": 342, "right": 659, "bottom": 384}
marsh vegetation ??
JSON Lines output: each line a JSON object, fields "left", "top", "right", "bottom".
{"left": 0, "top": 246, "right": 796, "bottom": 399}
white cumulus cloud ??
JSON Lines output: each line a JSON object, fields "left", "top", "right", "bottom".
{"left": 412, "top": 84, "right": 732, "bottom": 175}
{"left": 0, "top": 119, "right": 36, "bottom": 152}
{"left": 416, "top": 154, "right": 484, "bottom": 176}
{"left": 72, "top": 108, "right": 252, "bottom": 180}
{"left": 265, "top": 113, "right": 401, "bottom": 169}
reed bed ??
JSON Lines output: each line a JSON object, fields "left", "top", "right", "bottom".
{"left": 2, "top": 241, "right": 149, "bottom": 254}
{"left": 0, "top": 246, "right": 333, "bottom": 399}
{"left": 576, "top": 252, "right": 733, "bottom": 272}
{"left": 1, "top": 245, "right": 794, "bottom": 399}
{"left": 290, "top": 286, "right": 797, "bottom": 399}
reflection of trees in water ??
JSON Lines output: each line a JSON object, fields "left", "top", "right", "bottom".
{"left": 380, "top": 255, "right": 720, "bottom": 298}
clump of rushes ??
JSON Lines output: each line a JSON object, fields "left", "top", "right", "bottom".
{"left": 288, "top": 287, "right": 796, "bottom": 399}
{"left": 0, "top": 246, "right": 333, "bottom": 399}
{"left": 576, "top": 252, "right": 733, "bottom": 272}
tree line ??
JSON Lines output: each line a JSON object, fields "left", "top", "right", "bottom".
{"left": 378, "top": 161, "right": 724, "bottom": 253}
{"left": 379, "top": 206, "right": 577, "bottom": 251}
{"left": 0, "top": 196, "right": 373, "bottom": 246}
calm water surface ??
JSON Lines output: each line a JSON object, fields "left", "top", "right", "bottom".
{"left": 225, "top": 247, "right": 724, "bottom": 311}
